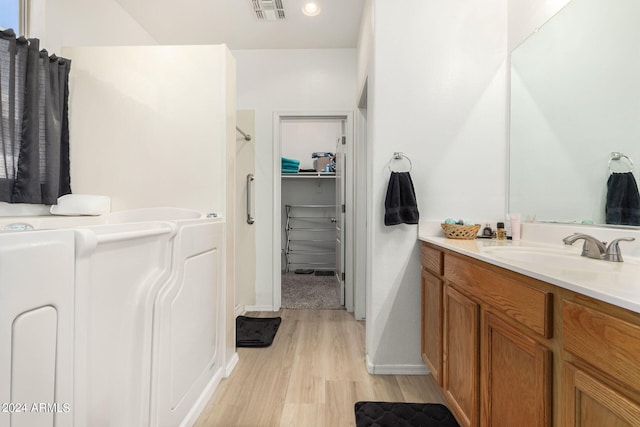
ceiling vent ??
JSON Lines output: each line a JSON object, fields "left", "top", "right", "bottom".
{"left": 251, "top": 0, "right": 286, "bottom": 21}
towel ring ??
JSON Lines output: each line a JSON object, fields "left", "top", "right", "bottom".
{"left": 388, "top": 152, "right": 412, "bottom": 172}
{"left": 608, "top": 152, "right": 634, "bottom": 174}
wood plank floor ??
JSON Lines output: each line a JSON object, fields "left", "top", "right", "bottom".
{"left": 195, "top": 309, "right": 446, "bottom": 427}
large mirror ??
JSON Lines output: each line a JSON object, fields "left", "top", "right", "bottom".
{"left": 509, "top": 0, "right": 640, "bottom": 226}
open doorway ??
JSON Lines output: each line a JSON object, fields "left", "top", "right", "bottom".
{"left": 273, "top": 112, "right": 354, "bottom": 311}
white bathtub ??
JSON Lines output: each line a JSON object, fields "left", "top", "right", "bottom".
{"left": 0, "top": 208, "right": 227, "bottom": 427}
{"left": 0, "top": 229, "right": 76, "bottom": 427}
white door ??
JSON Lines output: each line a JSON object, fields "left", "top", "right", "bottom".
{"left": 335, "top": 135, "right": 346, "bottom": 305}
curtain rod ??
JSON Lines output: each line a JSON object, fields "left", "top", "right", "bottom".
{"left": 236, "top": 126, "right": 252, "bottom": 142}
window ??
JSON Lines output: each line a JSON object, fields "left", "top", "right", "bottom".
{"left": 0, "top": 0, "right": 26, "bottom": 35}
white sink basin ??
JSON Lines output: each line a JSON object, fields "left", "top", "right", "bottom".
{"left": 480, "top": 246, "right": 621, "bottom": 273}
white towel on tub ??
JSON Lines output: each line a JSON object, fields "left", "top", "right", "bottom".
{"left": 50, "top": 194, "right": 111, "bottom": 216}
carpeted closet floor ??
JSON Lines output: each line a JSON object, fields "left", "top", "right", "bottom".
{"left": 281, "top": 272, "right": 341, "bottom": 309}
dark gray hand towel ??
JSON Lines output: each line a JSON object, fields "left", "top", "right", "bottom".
{"left": 606, "top": 172, "right": 640, "bottom": 226}
{"left": 385, "top": 172, "right": 419, "bottom": 226}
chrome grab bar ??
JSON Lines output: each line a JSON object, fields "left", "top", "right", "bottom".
{"left": 236, "top": 126, "right": 252, "bottom": 141}
{"left": 247, "top": 173, "right": 255, "bottom": 224}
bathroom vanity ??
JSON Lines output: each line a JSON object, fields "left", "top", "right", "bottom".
{"left": 419, "top": 233, "right": 640, "bottom": 427}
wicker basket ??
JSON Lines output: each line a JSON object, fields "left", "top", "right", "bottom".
{"left": 440, "top": 223, "right": 481, "bottom": 240}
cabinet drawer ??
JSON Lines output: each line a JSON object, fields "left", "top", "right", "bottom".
{"left": 563, "top": 300, "right": 640, "bottom": 391}
{"left": 444, "top": 254, "right": 552, "bottom": 338}
{"left": 421, "top": 243, "right": 443, "bottom": 276}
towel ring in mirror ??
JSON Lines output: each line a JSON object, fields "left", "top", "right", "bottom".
{"left": 608, "top": 152, "right": 634, "bottom": 174}
{"left": 388, "top": 152, "right": 412, "bottom": 172}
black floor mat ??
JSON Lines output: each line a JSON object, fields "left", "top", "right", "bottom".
{"left": 236, "top": 316, "right": 282, "bottom": 348}
{"left": 354, "top": 402, "right": 460, "bottom": 427}
{"left": 314, "top": 270, "right": 334, "bottom": 276}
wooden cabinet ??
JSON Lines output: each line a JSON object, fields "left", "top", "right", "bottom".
{"left": 420, "top": 241, "right": 640, "bottom": 427}
{"left": 443, "top": 285, "right": 479, "bottom": 427}
{"left": 562, "top": 363, "right": 640, "bottom": 427}
{"left": 420, "top": 242, "right": 553, "bottom": 427}
{"left": 421, "top": 269, "right": 443, "bottom": 385}
{"left": 562, "top": 300, "right": 640, "bottom": 427}
{"left": 481, "top": 312, "right": 551, "bottom": 427}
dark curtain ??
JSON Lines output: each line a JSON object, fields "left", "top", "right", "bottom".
{"left": 0, "top": 28, "right": 71, "bottom": 205}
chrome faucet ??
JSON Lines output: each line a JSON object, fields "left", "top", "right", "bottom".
{"left": 562, "top": 233, "right": 607, "bottom": 259}
{"left": 562, "top": 233, "right": 635, "bottom": 262}
{"left": 604, "top": 237, "right": 636, "bottom": 262}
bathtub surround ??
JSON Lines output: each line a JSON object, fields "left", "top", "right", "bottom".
{"left": 0, "top": 229, "right": 75, "bottom": 427}
{"left": 60, "top": 46, "right": 239, "bottom": 382}
{"left": 62, "top": 44, "right": 234, "bottom": 214}
{"left": 0, "top": 209, "right": 231, "bottom": 427}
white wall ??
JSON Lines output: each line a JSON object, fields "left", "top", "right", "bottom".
{"left": 361, "top": 0, "right": 509, "bottom": 373}
{"left": 508, "top": 0, "right": 572, "bottom": 51}
{"left": 32, "top": 0, "right": 157, "bottom": 53}
{"left": 357, "top": 0, "right": 576, "bottom": 373}
{"left": 232, "top": 49, "right": 357, "bottom": 310}
{"left": 63, "top": 45, "right": 232, "bottom": 215}
{"left": 281, "top": 119, "right": 342, "bottom": 170}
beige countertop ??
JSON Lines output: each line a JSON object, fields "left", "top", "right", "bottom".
{"left": 419, "top": 222, "right": 640, "bottom": 314}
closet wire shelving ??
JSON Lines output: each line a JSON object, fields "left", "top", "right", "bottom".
{"left": 284, "top": 204, "right": 337, "bottom": 273}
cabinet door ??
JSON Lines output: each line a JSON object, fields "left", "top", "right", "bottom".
{"left": 562, "top": 363, "right": 640, "bottom": 427}
{"left": 422, "top": 269, "right": 443, "bottom": 385}
{"left": 481, "top": 312, "right": 551, "bottom": 427}
{"left": 444, "top": 285, "right": 479, "bottom": 427}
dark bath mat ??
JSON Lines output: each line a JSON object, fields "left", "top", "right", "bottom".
{"left": 295, "top": 268, "right": 315, "bottom": 274}
{"left": 314, "top": 270, "right": 334, "bottom": 276}
{"left": 236, "top": 316, "right": 282, "bottom": 348}
{"left": 354, "top": 402, "right": 460, "bottom": 427}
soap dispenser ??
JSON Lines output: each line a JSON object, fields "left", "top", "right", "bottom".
{"left": 496, "top": 222, "right": 506, "bottom": 240}
{"left": 482, "top": 224, "right": 493, "bottom": 238}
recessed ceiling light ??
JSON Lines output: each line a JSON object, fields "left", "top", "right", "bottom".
{"left": 302, "top": 2, "right": 321, "bottom": 16}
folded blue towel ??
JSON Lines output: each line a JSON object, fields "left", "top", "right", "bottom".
{"left": 282, "top": 165, "right": 299, "bottom": 173}
{"left": 281, "top": 157, "right": 300, "bottom": 165}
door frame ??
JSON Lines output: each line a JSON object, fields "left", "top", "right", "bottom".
{"left": 354, "top": 79, "right": 368, "bottom": 320}
{"left": 272, "top": 111, "right": 355, "bottom": 311}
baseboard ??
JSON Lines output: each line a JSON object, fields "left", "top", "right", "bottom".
{"left": 225, "top": 352, "right": 239, "bottom": 377}
{"left": 243, "top": 304, "right": 274, "bottom": 312}
{"left": 234, "top": 304, "right": 245, "bottom": 317}
{"left": 365, "top": 354, "right": 430, "bottom": 375}
{"left": 179, "top": 368, "right": 224, "bottom": 427}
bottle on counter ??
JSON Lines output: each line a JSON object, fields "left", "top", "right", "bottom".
{"left": 482, "top": 223, "right": 493, "bottom": 238}
{"left": 496, "top": 222, "right": 506, "bottom": 240}
{"left": 509, "top": 213, "right": 521, "bottom": 241}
